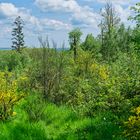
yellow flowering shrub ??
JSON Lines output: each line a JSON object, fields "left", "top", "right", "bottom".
{"left": 0, "top": 72, "right": 24, "bottom": 121}
{"left": 123, "top": 106, "right": 140, "bottom": 140}
{"left": 99, "top": 66, "right": 108, "bottom": 80}
{"left": 90, "top": 62, "right": 108, "bottom": 80}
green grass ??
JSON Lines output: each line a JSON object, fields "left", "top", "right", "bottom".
{"left": 0, "top": 103, "right": 125, "bottom": 140}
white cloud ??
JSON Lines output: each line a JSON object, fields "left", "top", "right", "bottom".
{"left": 0, "top": 2, "right": 72, "bottom": 48}
{"left": 0, "top": 23, "right": 11, "bottom": 38}
{"left": 35, "top": 0, "right": 78, "bottom": 12}
{"left": 35, "top": 0, "right": 101, "bottom": 28}
{"left": 85, "top": 0, "right": 131, "bottom": 5}
{"left": 114, "top": 5, "right": 131, "bottom": 24}
{"left": 41, "top": 19, "right": 71, "bottom": 30}
{"left": 0, "top": 2, "right": 71, "bottom": 32}
{"left": 35, "top": 0, "right": 137, "bottom": 29}
{"left": 0, "top": 3, "right": 19, "bottom": 17}
{"left": 0, "top": 1, "right": 138, "bottom": 48}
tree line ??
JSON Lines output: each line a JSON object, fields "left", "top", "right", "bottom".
{"left": 11, "top": 2, "right": 140, "bottom": 63}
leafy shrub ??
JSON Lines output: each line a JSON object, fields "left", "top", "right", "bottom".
{"left": 124, "top": 106, "right": 140, "bottom": 140}
{"left": 0, "top": 72, "right": 24, "bottom": 121}
{"left": 0, "top": 50, "right": 30, "bottom": 72}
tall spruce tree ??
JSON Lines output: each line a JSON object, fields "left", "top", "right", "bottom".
{"left": 11, "top": 16, "right": 25, "bottom": 53}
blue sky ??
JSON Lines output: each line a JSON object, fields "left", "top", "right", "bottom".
{"left": 0, "top": 0, "right": 139, "bottom": 48}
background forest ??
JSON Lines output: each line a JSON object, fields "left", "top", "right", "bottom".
{"left": 0, "top": 2, "right": 140, "bottom": 140}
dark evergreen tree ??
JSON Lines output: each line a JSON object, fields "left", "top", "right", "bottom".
{"left": 11, "top": 16, "right": 25, "bottom": 53}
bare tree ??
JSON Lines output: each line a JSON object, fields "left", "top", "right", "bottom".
{"left": 99, "top": 2, "right": 120, "bottom": 61}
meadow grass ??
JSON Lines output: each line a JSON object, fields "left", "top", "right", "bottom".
{"left": 0, "top": 102, "right": 125, "bottom": 140}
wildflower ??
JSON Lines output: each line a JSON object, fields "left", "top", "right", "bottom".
{"left": 12, "top": 112, "right": 17, "bottom": 116}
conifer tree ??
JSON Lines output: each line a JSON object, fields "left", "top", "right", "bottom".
{"left": 11, "top": 16, "right": 25, "bottom": 53}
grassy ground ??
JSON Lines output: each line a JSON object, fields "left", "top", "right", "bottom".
{"left": 0, "top": 101, "right": 125, "bottom": 140}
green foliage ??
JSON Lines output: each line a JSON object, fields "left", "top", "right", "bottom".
{"left": 117, "top": 24, "right": 131, "bottom": 52}
{"left": 0, "top": 103, "right": 125, "bottom": 140}
{"left": 0, "top": 121, "right": 47, "bottom": 140}
{"left": 23, "top": 93, "right": 46, "bottom": 122}
{"left": 0, "top": 71, "right": 24, "bottom": 121}
{"left": 0, "top": 2, "right": 140, "bottom": 138}
{"left": 131, "top": 27, "right": 140, "bottom": 52}
{"left": 129, "top": 2, "right": 140, "bottom": 52}
{"left": 26, "top": 45, "right": 65, "bottom": 101}
{"left": 124, "top": 106, "right": 140, "bottom": 140}
{"left": 69, "top": 28, "right": 83, "bottom": 60}
{"left": 99, "top": 2, "right": 120, "bottom": 61}
{"left": 69, "top": 28, "right": 83, "bottom": 49}
{"left": 82, "top": 33, "right": 100, "bottom": 52}
{"left": 0, "top": 50, "right": 30, "bottom": 72}
{"left": 130, "top": 2, "right": 140, "bottom": 26}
